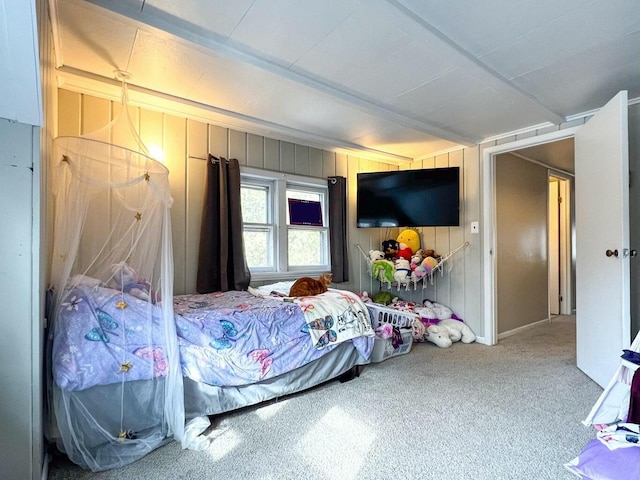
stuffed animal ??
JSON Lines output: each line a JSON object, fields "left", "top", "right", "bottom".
{"left": 438, "top": 318, "right": 476, "bottom": 344}
{"left": 110, "top": 262, "right": 156, "bottom": 303}
{"left": 409, "top": 254, "right": 426, "bottom": 288}
{"left": 359, "top": 291, "right": 372, "bottom": 303}
{"left": 372, "top": 291, "right": 395, "bottom": 305}
{"left": 422, "top": 318, "right": 476, "bottom": 348}
{"left": 397, "top": 229, "right": 420, "bottom": 253}
{"left": 382, "top": 239, "right": 399, "bottom": 260}
{"left": 369, "top": 249, "right": 385, "bottom": 261}
{"left": 421, "top": 256, "right": 439, "bottom": 274}
{"left": 411, "top": 318, "right": 426, "bottom": 340}
{"left": 396, "top": 243, "right": 413, "bottom": 260}
{"left": 423, "top": 324, "right": 454, "bottom": 347}
{"left": 371, "top": 259, "right": 394, "bottom": 288}
{"left": 414, "top": 299, "right": 453, "bottom": 322}
{"left": 393, "top": 257, "right": 412, "bottom": 290}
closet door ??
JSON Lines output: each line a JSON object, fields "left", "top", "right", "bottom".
{"left": 575, "top": 90, "right": 630, "bottom": 388}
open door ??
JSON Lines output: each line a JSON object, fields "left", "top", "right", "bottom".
{"left": 575, "top": 91, "right": 630, "bottom": 388}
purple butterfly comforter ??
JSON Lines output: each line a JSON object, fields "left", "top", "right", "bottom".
{"left": 52, "top": 285, "right": 374, "bottom": 392}
{"left": 174, "top": 290, "right": 373, "bottom": 386}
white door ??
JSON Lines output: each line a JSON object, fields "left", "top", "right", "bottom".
{"left": 575, "top": 91, "right": 630, "bottom": 388}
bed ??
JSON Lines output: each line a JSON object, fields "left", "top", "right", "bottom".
{"left": 49, "top": 278, "right": 375, "bottom": 471}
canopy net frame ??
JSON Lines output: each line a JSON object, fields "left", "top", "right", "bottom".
{"left": 47, "top": 76, "right": 184, "bottom": 471}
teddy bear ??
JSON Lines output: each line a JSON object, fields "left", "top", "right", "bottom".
{"left": 422, "top": 318, "right": 476, "bottom": 348}
{"left": 369, "top": 249, "right": 385, "bottom": 261}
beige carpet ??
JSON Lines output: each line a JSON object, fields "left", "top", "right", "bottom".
{"left": 48, "top": 315, "right": 603, "bottom": 479}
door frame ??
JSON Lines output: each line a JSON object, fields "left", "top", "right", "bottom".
{"left": 481, "top": 128, "right": 579, "bottom": 345}
{"left": 548, "top": 172, "right": 573, "bottom": 317}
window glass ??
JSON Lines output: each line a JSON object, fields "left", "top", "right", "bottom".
{"left": 241, "top": 169, "right": 330, "bottom": 276}
{"left": 243, "top": 229, "right": 273, "bottom": 268}
{"left": 288, "top": 229, "right": 325, "bottom": 266}
{"left": 241, "top": 185, "right": 268, "bottom": 223}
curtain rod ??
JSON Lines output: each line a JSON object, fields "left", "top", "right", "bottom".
{"left": 188, "top": 155, "right": 230, "bottom": 164}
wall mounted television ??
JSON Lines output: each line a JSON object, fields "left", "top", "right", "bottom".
{"left": 356, "top": 167, "right": 460, "bottom": 228}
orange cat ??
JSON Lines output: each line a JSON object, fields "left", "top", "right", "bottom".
{"left": 289, "top": 273, "right": 333, "bottom": 297}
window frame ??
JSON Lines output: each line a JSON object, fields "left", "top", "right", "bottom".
{"left": 240, "top": 167, "right": 331, "bottom": 281}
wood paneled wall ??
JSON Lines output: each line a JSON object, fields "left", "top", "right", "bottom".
{"left": 55, "top": 89, "right": 484, "bottom": 336}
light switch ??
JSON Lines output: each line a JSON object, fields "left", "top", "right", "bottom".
{"left": 471, "top": 221, "right": 479, "bottom": 234}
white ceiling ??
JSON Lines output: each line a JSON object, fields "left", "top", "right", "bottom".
{"left": 49, "top": 0, "right": 639, "bottom": 166}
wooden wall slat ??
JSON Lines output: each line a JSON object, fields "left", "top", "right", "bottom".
{"left": 163, "top": 114, "right": 187, "bottom": 293}
{"left": 229, "top": 129, "right": 246, "bottom": 164}
{"left": 264, "top": 138, "right": 280, "bottom": 171}
{"left": 186, "top": 120, "right": 208, "bottom": 293}
{"left": 247, "top": 133, "right": 264, "bottom": 168}
{"left": 280, "top": 141, "right": 295, "bottom": 173}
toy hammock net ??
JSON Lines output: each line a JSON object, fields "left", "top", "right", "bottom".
{"left": 47, "top": 81, "right": 184, "bottom": 471}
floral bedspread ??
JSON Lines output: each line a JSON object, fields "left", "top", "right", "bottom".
{"left": 174, "top": 290, "right": 373, "bottom": 387}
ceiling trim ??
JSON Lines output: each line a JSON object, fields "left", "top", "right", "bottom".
{"left": 55, "top": 66, "right": 414, "bottom": 165}
{"left": 384, "top": 0, "right": 566, "bottom": 126}
{"left": 85, "top": 0, "right": 477, "bottom": 148}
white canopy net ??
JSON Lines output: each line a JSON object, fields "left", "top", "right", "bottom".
{"left": 47, "top": 83, "right": 184, "bottom": 471}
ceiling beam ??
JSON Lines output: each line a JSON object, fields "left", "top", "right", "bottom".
{"left": 85, "top": 0, "right": 477, "bottom": 148}
{"left": 56, "top": 65, "right": 415, "bottom": 165}
{"left": 384, "top": 0, "right": 566, "bottom": 126}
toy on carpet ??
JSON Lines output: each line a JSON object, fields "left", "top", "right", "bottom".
{"left": 411, "top": 318, "right": 426, "bottom": 340}
{"left": 423, "top": 318, "right": 476, "bottom": 348}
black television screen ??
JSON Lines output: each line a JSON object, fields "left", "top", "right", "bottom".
{"left": 356, "top": 167, "right": 460, "bottom": 228}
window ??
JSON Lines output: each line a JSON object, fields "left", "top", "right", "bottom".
{"left": 240, "top": 167, "right": 330, "bottom": 279}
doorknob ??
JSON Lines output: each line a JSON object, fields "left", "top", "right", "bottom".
{"left": 631, "top": 250, "right": 638, "bottom": 257}
{"left": 606, "top": 249, "right": 619, "bottom": 257}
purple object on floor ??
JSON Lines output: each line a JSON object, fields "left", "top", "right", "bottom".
{"left": 565, "top": 439, "right": 640, "bottom": 480}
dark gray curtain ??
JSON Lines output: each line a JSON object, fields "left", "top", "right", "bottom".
{"left": 328, "top": 176, "right": 348, "bottom": 282}
{"left": 197, "top": 155, "right": 251, "bottom": 293}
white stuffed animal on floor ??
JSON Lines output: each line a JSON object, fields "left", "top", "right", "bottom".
{"left": 424, "top": 319, "right": 476, "bottom": 348}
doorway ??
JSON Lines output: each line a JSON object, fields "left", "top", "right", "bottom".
{"left": 482, "top": 129, "right": 579, "bottom": 345}
{"left": 492, "top": 146, "right": 574, "bottom": 340}
{"left": 548, "top": 174, "right": 572, "bottom": 317}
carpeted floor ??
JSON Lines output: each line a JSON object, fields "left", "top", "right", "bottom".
{"left": 47, "top": 316, "right": 602, "bottom": 479}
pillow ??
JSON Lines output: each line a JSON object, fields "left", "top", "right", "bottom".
{"left": 253, "top": 281, "right": 296, "bottom": 296}
{"left": 565, "top": 439, "right": 640, "bottom": 479}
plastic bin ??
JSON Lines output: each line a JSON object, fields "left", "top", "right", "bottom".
{"left": 366, "top": 303, "right": 418, "bottom": 363}
{"left": 366, "top": 302, "right": 419, "bottom": 329}
{"left": 370, "top": 327, "right": 414, "bottom": 363}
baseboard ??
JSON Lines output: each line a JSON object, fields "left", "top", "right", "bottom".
{"left": 498, "top": 318, "right": 549, "bottom": 340}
